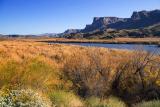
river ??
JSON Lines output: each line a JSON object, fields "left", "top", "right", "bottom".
{"left": 50, "top": 42, "right": 160, "bottom": 54}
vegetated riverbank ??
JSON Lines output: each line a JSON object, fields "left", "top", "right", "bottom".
{"left": 0, "top": 40, "right": 160, "bottom": 107}
{"left": 1, "top": 37, "right": 160, "bottom": 45}
{"left": 36, "top": 37, "right": 160, "bottom": 45}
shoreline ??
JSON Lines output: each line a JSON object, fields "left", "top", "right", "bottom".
{"left": 1, "top": 37, "right": 160, "bottom": 46}
{"left": 37, "top": 38, "right": 160, "bottom": 46}
{"left": 44, "top": 41, "right": 159, "bottom": 45}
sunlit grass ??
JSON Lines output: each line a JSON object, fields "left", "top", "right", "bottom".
{"left": 49, "top": 90, "right": 84, "bottom": 107}
{"left": 85, "top": 96, "right": 126, "bottom": 107}
{"left": 0, "top": 40, "right": 159, "bottom": 106}
{"left": 135, "top": 100, "right": 160, "bottom": 107}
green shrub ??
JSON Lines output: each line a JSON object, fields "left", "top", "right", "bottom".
{"left": 135, "top": 100, "right": 160, "bottom": 107}
{"left": 85, "top": 96, "right": 126, "bottom": 107}
{"left": 0, "top": 89, "right": 52, "bottom": 107}
{"left": 49, "top": 90, "right": 84, "bottom": 107}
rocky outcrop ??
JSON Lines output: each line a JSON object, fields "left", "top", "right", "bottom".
{"left": 81, "top": 9, "right": 160, "bottom": 33}
{"left": 82, "top": 17, "right": 126, "bottom": 32}
{"left": 63, "top": 23, "right": 160, "bottom": 39}
{"left": 64, "top": 29, "right": 81, "bottom": 34}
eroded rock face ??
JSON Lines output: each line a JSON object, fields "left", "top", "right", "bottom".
{"left": 131, "top": 10, "right": 160, "bottom": 20}
{"left": 82, "top": 17, "right": 126, "bottom": 32}
{"left": 82, "top": 9, "right": 160, "bottom": 33}
{"left": 64, "top": 29, "right": 81, "bottom": 34}
{"left": 93, "top": 17, "right": 123, "bottom": 25}
{"left": 131, "top": 11, "right": 149, "bottom": 20}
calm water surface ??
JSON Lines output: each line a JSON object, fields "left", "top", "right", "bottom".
{"left": 50, "top": 42, "right": 160, "bottom": 54}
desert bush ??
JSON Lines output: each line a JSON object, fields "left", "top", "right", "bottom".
{"left": 49, "top": 90, "right": 84, "bottom": 107}
{"left": 0, "top": 89, "right": 52, "bottom": 107}
{"left": 85, "top": 96, "right": 126, "bottom": 107}
{"left": 63, "top": 48, "right": 160, "bottom": 105}
{"left": 63, "top": 48, "right": 115, "bottom": 97}
{"left": 112, "top": 51, "right": 160, "bottom": 104}
{"left": 134, "top": 100, "right": 160, "bottom": 107}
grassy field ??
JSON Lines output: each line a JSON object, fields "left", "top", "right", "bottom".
{"left": 0, "top": 40, "right": 160, "bottom": 107}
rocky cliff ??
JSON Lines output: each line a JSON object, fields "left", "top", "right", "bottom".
{"left": 64, "top": 29, "right": 81, "bottom": 34}
{"left": 81, "top": 9, "right": 160, "bottom": 33}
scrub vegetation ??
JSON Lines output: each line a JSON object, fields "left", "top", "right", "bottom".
{"left": 0, "top": 40, "right": 160, "bottom": 107}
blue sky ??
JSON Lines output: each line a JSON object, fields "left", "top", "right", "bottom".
{"left": 0, "top": 0, "right": 160, "bottom": 34}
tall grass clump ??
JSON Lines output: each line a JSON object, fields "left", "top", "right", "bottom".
{"left": 107, "top": 96, "right": 127, "bottom": 107}
{"left": 49, "top": 90, "right": 84, "bottom": 107}
{"left": 0, "top": 60, "right": 19, "bottom": 88}
{"left": 85, "top": 97, "right": 107, "bottom": 107}
{"left": 135, "top": 100, "right": 160, "bottom": 107}
{"left": 0, "top": 56, "right": 61, "bottom": 91}
{"left": 21, "top": 57, "right": 60, "bottom": 90}
{"left": 85, "top": 96, "right": 126, "bottom": 107}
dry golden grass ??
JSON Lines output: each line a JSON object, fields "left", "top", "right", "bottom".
{"left": 0, "top": 40, "right": 131, "bottom": 90}
{"left": 0, "top": 39, "right": 160, "bottom": 106}
{"left": 0, "top": 39, "right": 154, "bottom": 62}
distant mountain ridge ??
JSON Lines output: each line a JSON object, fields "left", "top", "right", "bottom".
{"left": 82, "top": 9, "right": 160, "bottom": 33}
{"left": 63, "top": 9, "right": 160, "bottom": 34}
